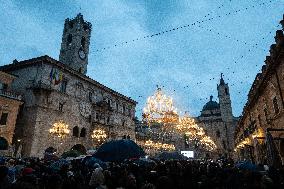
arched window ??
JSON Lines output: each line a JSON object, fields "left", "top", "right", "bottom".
{"left": 273, "top": 97, "right": 279, "bottom": 114}
{"left": 0, "top": 137, "right": 8, "bottom": 150}
{"left": 81, "top": 37, "right": 86, "bottom": 48}
{"left": 216, "top": 130, "right": 220, "bottom": 138}
{"left": 68, "top": 21, "right": 74, "bottom": 29}
{"left": 222, "top": 140, "right": 227, "bottom": 149}
{"left": 225, "top": 88, "right": 228, "bottom": 95}
{"left": 73, "top": 126, "right": 79, "bottom": 137}
{"left": 80, "top": 128, "right": 86, "bottom": 137}
{"left": 67, "top": 34, "right": 72, "bottom": 45}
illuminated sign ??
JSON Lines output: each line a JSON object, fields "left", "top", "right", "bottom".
{"left": 181, "top": 151, "right": 194, "bottom": 158}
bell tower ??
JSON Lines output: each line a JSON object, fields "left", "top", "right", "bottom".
{"left": 217, "top": 73, "right": 233, "bottom": 122}
{"left": 59, "top": 13, "right": 92, "bottom": 74}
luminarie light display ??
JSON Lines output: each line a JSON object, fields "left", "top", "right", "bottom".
{"left": 91, "top": 129, "right": 107, "bottom": 142}
{"left": 49, "top": 120, "right": 70, "bottom": 138}
{"left": 142, "top": 87, "right": 178, "bottom": 125}
{"left": 141, "top": 87, "right": 218, "bottom": 152}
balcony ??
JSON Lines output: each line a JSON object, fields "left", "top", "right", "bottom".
{"left": 0, "top": 89, "right": 22, "bottom": 100}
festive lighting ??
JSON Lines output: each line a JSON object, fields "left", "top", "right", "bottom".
{"left": 235, "top": 128, "right": 265, "bottom": 151}
{"left": 91, "top": 129, "right": 107, "bottom": 142}
{"left": 199, "top": 136, "right": 217, "bottom": 151}
{"left": 138, "top": 139, "right": 175, "bottom": 151}
{"left": 143, "top": 87, "right": 178, "bottom": 125}
{"left": 49, "top": 120, "right": 70, "bottom": 138}
{"left": 176, "top": 114, "right": 202, "bottom": 140}
{"left": 142, "top": 88, "right": 218, "bottom": 152}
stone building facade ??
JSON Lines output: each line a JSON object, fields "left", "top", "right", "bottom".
{"left": 234, "top": 15, "right": 284, "bottom": 164}
{"left": 0, "top": 71, "right": 23, "bottom": 156}
{"left": 193, "top": 76, "right": 238, "bottom": 158}
{"left": 0, "top": 14, "right": 136, "bottom": 157}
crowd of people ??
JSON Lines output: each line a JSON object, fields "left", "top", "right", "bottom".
{"left": 0, "top": 155, "right": 284, "bottom": 189}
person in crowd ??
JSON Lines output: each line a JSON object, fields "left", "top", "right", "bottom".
{"left": 0, "top": 155, "right": 283, "bottom": 189}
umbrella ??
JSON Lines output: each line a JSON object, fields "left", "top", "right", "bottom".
{"left": 133, "top": 158, "right": 156, "bottom": 167}
{"left": 156, "top": 151, "right": 187, "bottom": 160}
{"left": 45, "top": 147, "right": 57, "bottom": 154}
{"left": 236, "top": 161, "right": 258, "bottom": 171}
{"left": 49, "top": 159, "right": 70, "bottom": 171}
{"left": 93, "top": 139, "right": 145, "bottom": 162}
{"left": 84, "top": 156, "right": 107, "bottom": 169}
{"left": 61, "top": 150, "right": 82, "bottom": 159}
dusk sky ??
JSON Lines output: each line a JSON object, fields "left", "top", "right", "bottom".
{"left": 0, "top": 0, "right": 284, "bottom": 118}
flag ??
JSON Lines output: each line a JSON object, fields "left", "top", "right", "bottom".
{"left": 50, "top": 68, "right": 63, "bottom": 85}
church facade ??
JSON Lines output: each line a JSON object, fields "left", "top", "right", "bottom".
{"left": 193, "top": 76, "right": 238, "bottom": 157}
{"left": 0, "top": 14, "right": 137, "bottom": 157}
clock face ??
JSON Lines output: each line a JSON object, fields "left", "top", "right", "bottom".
{"left": 78, "top": 49, "right": 86, "bottom": 60}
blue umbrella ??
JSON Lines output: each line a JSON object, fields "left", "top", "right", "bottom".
{"left": 236, "top": 161, "right": 258, "bottom": 171}
{"left": 133, "top": 158, "right": 156, "bottom": 167}
{"left": 84, "top": 156, "right": 107, "bottom": 169}
{"left": 49, "top": 159, "right": 70, "bottom": 170}
{"left": 93, "top": 139, "right": 145, "bottom": 162}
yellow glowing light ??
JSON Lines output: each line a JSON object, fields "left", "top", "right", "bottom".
{"left": 142, "top": 87, "right": 178, "bottom": 125}
{"left": 91, "top": 129, "right": 107, "bottom": 142}
{"left": 141, "top": 88, "right": 218, "bottom": 152}
{"left": 139, "top": 139, "right": 175, "bottom": 151}
{"left": 49, "top": 120, "right": 70, "bottom": 138}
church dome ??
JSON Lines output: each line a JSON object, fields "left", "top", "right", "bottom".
{"left": 202, "top": 95, "right": 219, "bottom": 111}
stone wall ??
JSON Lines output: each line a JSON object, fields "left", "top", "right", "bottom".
{"left": 5, "top": 58, "right": 136, "bottom": 157}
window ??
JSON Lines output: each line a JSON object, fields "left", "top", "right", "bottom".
{"left": 80, "top": 128, "right": 86, "bottom": 137}
{"left": 68, "top": 21, "right": 74, "bottom": 28}
{"left": 107, "top": 99, "right": 111, "bottom": 107}
{"left": 60, "top": 80, "right": 67, "bottom": 93}
{"left": 258, "top": 115, "right": 262, "bottom": 127}
{"left": 122, "top": 120, "right": 125, "bottom": 126}
{"left": 107, "top": 117, "right": 110, "bottom": 124}
{"left": 264, "top": 108, "right": 269, "bottom": 123}
{"left": 273, "top": 97, "right": 280, "bottom": 114}
{"left": 95, "top": 112, "right": 99, "bottom": 120}
{"left": 216, "top": 130, "right": 220, "bottom": 138}
{"left": 59, "top": 103, "right": 63, "bottom": 112}
{"left": 73, "top": 126, "right": 79, "bottom": 137}
{"left": 81, "top": 37, "right": 86, "bottom": 48}
{"left": 123, "top": 105, "right": 126, "bottom": 114}
{"left": 0, "top": 113, "right": 8, "bottom": 125}
{"left": 0, "top": 137, "right": 8, "bottom": 150}
{"left": 225, "top": 88, "right": 228, "bottom": 95}
{"left": 88, "top": 115, "right": 92, "bottom": 123}
{"left": 89, "top": 92, "right": 93, "bottom": 102}
{"left": 116, "top": 103, "right": 119, "bottom": 111}
{"left": 0, "top": 83, "right": 8, "bottom": 90}
{"left": 222, "top": 140, "right": 227, "bottom": 150}
{"left": 67, "top": 34, "right": 72, "bottom": 45}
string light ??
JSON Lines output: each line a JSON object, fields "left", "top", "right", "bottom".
{"left": 92, "top": 1, "right": 274, "bottom": 53}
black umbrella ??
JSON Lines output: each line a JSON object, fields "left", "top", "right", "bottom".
{"left": 93, "top": 139, "right": 145, "bottom": 162}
